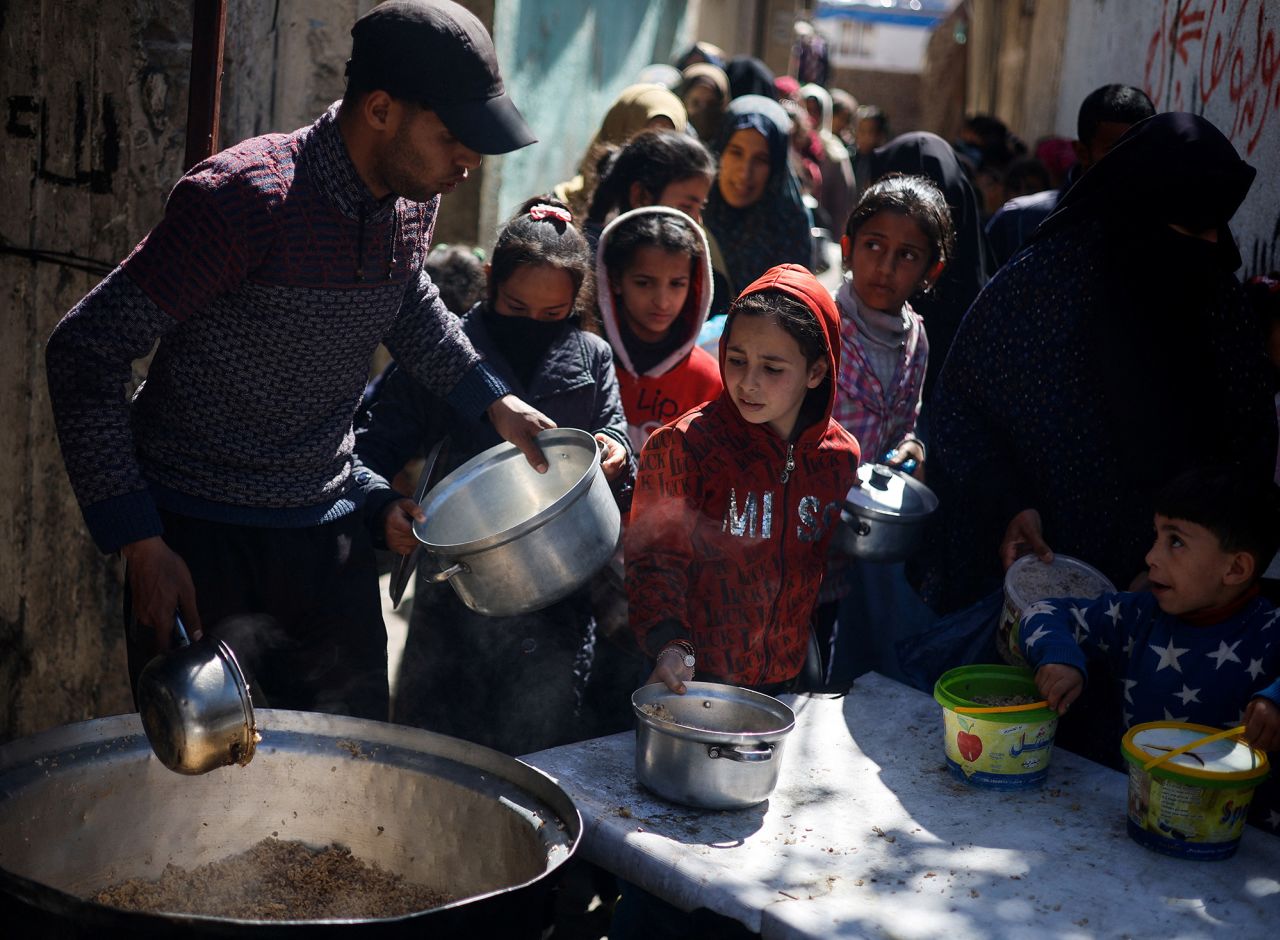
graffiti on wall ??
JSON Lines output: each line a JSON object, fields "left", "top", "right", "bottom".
{"left": 1144, "top": 0, "right": 1278, "bottom": 157}
{"left": 5, "top": 85, "right": 119, "bottom": 193}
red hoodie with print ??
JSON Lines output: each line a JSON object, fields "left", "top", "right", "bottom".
{"left": 625, "top": 264, "right": 861, "bottom": 686}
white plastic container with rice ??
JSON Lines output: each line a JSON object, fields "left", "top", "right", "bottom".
{"left": 997, "top": 553, "right": 1115, "bottom": 666}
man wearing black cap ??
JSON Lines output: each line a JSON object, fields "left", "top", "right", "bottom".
{"left": 45, "top": 0, "right": 540, "bottom": 720}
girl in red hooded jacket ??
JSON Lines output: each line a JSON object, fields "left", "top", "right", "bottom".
{"left": 625, "top": 263, "right": 861, "bottom": 692}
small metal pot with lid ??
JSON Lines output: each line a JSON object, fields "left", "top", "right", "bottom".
{"left": 833, "top": 462, "right": 939, "bottom": 562}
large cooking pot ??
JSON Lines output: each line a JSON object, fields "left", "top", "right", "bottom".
{"left": 632, "top": 682, "right": 795, "bottom": 810}
{"left": 0, "top": 710, "right": 580, "bottom": 937}
{"left": 832, "top": 463, "right": 938, "bottom": 562}
{"left": 414, "top": 428, "right": 621, "bottom": 616}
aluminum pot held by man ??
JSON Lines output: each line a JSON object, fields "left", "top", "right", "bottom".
{"left": 632, "top": 682, "right": 795, "bottom": 810}
{"left": 0, "top": 710, "right": 580, "bottom": 938}
{"left": 833, "top": 463, "right": 938, "bottom": 563}
{"left": 413, "top": 428, "right": 621, "bottom": 617}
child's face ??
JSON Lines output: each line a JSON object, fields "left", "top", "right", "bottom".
{"left": 723, "top": 314, "right": 827, "bottom": 440}
{"left": 493, "top": 264, "right": 575, "bottom": 321}
{"left": 718, "top": 128, "right": 771, "bottom": 208}
{"left": 1144, "top": 514, "right": 1251, "bottom": 616}
{"left": 849, "top": 210, "right": 934, "bottom": 312}
{"left": 656, "top": 175, "right": 712, "bottom": 224}
{"left": 615, "top": 246, "right": 692, "bottom": 343}
{"left": 854, "top": 118, "right": 883, "bottom": 155}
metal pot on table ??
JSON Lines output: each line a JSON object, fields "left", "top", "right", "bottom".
{"left": 412, "top": 427, "right": 621, "bottom": 616}
{"left": 632, "top": 682, "right": 795, "bottom": 810}
{"left": 833, "top": 462, "right": 938, "bottom": 563}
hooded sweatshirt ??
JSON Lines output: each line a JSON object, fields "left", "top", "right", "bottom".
{"left": 597, "top": 207, "right": 723, "bottom": 452}
{"left": 625, "top": 264, "right": 861, "bottom": 686}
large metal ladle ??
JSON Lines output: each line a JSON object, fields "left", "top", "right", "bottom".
{"left": 136, "top": 615, "right": 258, "bottom": 775}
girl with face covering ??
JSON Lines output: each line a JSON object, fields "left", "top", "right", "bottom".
{"left": 553, "top": 84, "right": 688, "bottom": 220}
{"left": 921, "top": 114, "right": 1276, "bottom": 625}
{"left": 702, "top": 95, "right": 812, "bottom": 301}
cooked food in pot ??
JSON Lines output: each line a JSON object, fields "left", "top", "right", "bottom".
{"left": 91, "top": 838, "right": 453, "bottom": 920}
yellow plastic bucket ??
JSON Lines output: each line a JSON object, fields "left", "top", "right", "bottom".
{"left": 933, "top": 665, "right": 1058, "bottom": 789}
{"left": 1122, "top": 721, "right": 1269, "bottom": 860}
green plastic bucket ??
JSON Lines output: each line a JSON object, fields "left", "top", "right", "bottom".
{"left": 1122, "top": 721, "right": 1269, "bottom": 861}
{"left": 933, "top": 665, "right": 1058, "bottom": 789}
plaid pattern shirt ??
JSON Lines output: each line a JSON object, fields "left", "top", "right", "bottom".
{"left": 831, "top": 283, "right": 928, "bottom": 462}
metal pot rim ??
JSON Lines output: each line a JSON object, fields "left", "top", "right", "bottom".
{"left": 415, "top": 428, "right": 602, "bottom": 556}
{"left": 631, "top": 682, "right": 795, "bottom": 744}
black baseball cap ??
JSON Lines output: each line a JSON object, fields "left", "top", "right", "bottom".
{"left": 346, "top": 0, "right": 537, "bottom": 155}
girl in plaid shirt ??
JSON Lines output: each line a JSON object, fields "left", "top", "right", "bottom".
{"left": 832, "top": 174, "right": 954, "bottom": 472}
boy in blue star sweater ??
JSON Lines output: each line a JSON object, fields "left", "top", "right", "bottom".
{"left": 1017, "top": 467, "right": 1280, "bottom": 814}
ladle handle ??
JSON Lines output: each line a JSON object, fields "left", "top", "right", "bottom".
{"left": 172, "top": 613, "right": 192, "bottom": 649}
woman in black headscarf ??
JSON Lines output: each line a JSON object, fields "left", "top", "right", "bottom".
{"left": 724, "top": 56, "right": 777, "bottom": 101}
{"left": 868, "top": 132, "right": 995, "bottom": 404}
{"left": 702, "top": 95, "right": 812, "bottom": 299}
{"left": 918, "top": 113, "right": 1276, "bottom": 615}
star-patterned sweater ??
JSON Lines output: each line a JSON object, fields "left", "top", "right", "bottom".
{"left": 1017, "top": 590, "right": 1280, "bottom": 730}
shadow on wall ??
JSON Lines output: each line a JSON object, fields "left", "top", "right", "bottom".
{"left": 492, "top": 0, "right": 689, "bottom": 221}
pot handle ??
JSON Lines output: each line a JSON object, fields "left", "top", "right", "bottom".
{"left": 423, "top": 562, "right": 469, "bottom": 584}
{"left": 707, "top": 743, "right": 774, "bottom": 762}
{"left": 172, "top": 613, "right": 192, "bottom": 649}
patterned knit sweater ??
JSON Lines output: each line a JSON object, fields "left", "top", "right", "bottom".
{"left": 46, "top": 105, "right": 508, "bottom": 554}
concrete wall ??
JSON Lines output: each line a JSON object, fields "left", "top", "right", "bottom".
{"left": 1056, "top": 0, "right": 1280, "bottom": 277}
{"left": 484, "top": 0, "right": 693, "bottom": 240}
{"left": 2, "top": 0, "right": 198, "bottom": 741}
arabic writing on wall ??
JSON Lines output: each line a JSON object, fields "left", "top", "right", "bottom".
{"left": 1144, "top": 0, "right": 1279, "bottom": 158}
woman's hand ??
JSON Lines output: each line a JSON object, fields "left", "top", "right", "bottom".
{"left": 1000, "top": 508, "right": 1054, "bottom": 571}
{"left": 382, "top": 498, "right": 425, "bottom": 555}
{"left": 643, "top": 646, "right": 695, "bottom": 694}
{"left": 595, "top": 432, "right": 628, "bottom": 482}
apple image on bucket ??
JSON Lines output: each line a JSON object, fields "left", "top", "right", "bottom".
{"left": 957, "top": 730, "right": 983, "bottom": 762}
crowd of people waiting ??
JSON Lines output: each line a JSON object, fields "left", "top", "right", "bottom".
{"left": 43, "top": 5, "right": 1280, "bottom": 934}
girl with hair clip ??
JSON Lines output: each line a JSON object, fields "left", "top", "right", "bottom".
{"left": 596, "top": 206, "right": 723, "bottom": 453}
{"left": 354, "top": 196, "right": 637, "bottom": 754}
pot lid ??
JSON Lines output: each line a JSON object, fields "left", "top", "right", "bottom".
{"left": 1122, "top": 721, "right": 1268, "bottom": 782}
{"left": 842, "top": 463, "right": 938, "bottom": 521}
{"left": 389, "top": 436, "right": 450, "bottom": 608}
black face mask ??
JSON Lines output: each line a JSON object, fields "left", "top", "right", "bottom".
{"left": 481, "top": 305, "right": 571, "bottom": 386}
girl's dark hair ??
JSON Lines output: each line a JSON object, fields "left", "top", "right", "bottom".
{"left": 726, "top": 289, "right": 828, "bottom": 365}
{"left": 601, "top": 210, "right": 703, "bottom": 288}
{"left": 844, "top": 172, "right": 956, "bottom": 273}
{"left": 489, "top": 195, "right": 597, "bottom": 331}
{"left": 588, "top": 130, "right": 716, "bottom": 225}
